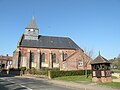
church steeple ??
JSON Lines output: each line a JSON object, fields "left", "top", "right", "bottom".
{"left": 26, "top": 16, "right": 38, "bottom": 29}
{"left": 24, "top": 16, "right": 39, "bottom": 40}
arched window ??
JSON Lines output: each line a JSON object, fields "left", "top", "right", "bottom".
{"left": 64, "top": 53, "right": 67, "bottom": 58}
{"left": 52, "top": 53, "right": 56, "bottom": 63}
{"left": 63, "top": 53, "right": 67, "bottom": 60}
{"left": 18, "top": 51, "right": 21, "bottom": 68}
{"left": 41, "top": 53, "right": 45, "bottom": 62}
{"left": 30, "top": 52, "right": 34, "bottom": 62}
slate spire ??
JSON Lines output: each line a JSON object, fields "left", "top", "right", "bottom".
{"left": 24, "top": 16, "right": 39, "bottom": 40}
{"left": 26, "top": 16, "right": 38, "bottom": 29}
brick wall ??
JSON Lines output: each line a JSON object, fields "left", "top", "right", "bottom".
{"left": 13, "top": 47, "right": 92, "bottom": 71}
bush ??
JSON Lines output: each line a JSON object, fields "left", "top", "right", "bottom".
{"left": 87, "top": 70, "right": 92, "bottom": 74}
{"left": 19, "top": 67, "right": 26, "bottom": 71}
{"left": 29, "top": 67, "right": 36, "bottom": 75}
{"left": 40, "top": 67, "right": 60, "bottom": 71}
{"left": 35, "top": 70, "right": 48, "bottom": 75}
{"left": 40, "top": 67, "right": 49, "bottom": 71}
{"left": 49, "top": 68, "right": 60, "bottom": 71}
{"left": 49, "top": 70, "right": 92, "bottom": 78}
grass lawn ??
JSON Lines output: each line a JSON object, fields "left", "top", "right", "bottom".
{"left": 54, "top": 75, "right": 92, "bottom": 82}
{"left": 53, "top": 75, "right": 119, "bottom": 88}
{"left": 54, "top": 75, "right": 117, "bottom": 82}
{"left": 98, "top": 82, "right": 120, "bottom": 88}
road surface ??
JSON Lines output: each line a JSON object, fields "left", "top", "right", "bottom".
{"left": 0, "top": 74, "right": 74, "bottom": 90}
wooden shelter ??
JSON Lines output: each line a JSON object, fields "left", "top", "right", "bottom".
{"left": 91, "top": 53, "right": 112, "bottom": 82}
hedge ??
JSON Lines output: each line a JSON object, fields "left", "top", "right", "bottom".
{"left": 49, "top": 70, "right": 91, "bottom": 78}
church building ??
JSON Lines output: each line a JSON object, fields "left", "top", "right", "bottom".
{"left": 12, "top": 17, "right": 91, "bottom": 70}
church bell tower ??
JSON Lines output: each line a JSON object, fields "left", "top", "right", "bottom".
{"left": 24, "top": 16, "right": 39, "bottom": 40}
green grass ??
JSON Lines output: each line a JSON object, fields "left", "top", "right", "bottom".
{"left": 54, "top": 74, "right": 120, "bottom": 88}
{"left": 54, "top": 75, "right": 92, "bottom": 82}
{"left": 111, "top": 76, "right": 118, "bottom": 79}
{"left": 98, "top": 82, "right": 120, "bottom": 88}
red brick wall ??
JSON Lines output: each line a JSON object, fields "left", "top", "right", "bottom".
{"left": 13, "top": 47, "right": 92, "bottom": 70}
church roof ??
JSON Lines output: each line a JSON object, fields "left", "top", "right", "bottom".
{"left": 91, "top": 54, "right": 110, "bottom": 64}
{"left": 19, "top": 35, "right": 81, "bottom": 50}
{"left": 26, "top": 16, "right": 38, "bottom": 29}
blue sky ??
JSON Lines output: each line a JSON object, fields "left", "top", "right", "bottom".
{"left": 0, "top": 0, "right": 120, "bottom": 59}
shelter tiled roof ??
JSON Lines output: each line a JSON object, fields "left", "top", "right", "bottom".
{"left": 91, "top": 54, "right": 110, "bottom": 64}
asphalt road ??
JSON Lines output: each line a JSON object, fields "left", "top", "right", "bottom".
{"left": 0, "top": 74, "right": 74, "bottom": 90}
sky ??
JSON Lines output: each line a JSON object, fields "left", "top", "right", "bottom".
{"left": 0, "top": 0, "right": 120, "bottom": 59}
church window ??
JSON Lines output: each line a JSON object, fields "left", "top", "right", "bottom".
{"left": 63, "top": 53, "right": 67, "bottom": 60}
{"left": 18, "top": 51, "right": 21, "bottom": 68}
{"left": 52, "top": 53, "right": 56, "bottom": 63}
{"left": 64, "top": 53, "right": 67, "bottom": 58}
{"left": 30, "top": 52, "right": 34, "bottom": 62}
{"left": 41, "top": 53, "right": 45, "bottom": 62}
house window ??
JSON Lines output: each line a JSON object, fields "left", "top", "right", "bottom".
{"left": 78, "top": 61, "right": 83, "bottom": 66}
{"left": 52, "top": 53, "right": 56, "bottom": 63}
{"left": 30, "top": 52, "right": 34, "bottom": 62}
{"left": 41, "top": 53, "right": 45, "bottom": 62}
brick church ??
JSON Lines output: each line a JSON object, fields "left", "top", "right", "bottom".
{"left": 12, "top": 17, "right": 91, "bottom": 70}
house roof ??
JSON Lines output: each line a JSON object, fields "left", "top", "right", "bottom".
{"left": 109, "top": 57, "right": 120, "bottom": 63}
{"left": 26, "top": 16, "right": 38, "bottom": 29}
{"left": 0, "top": 55, "right": 12, "bottom": 61}
{"left": 91, "top": 54, "right": 110, "bottom": 64}
{"left": 19, "top": 35, "right": 81, "bottom": 50}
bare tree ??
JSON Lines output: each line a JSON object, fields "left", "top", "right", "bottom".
{"left": 83, "top": 48, "right": 93, "bottom": 78}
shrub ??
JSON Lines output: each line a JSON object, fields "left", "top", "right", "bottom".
{"left": 50, "top": 70, "right": 78, "bottom": 78}
{"left": 25, "top": 69, "right": 31, "bottom": 74}
{"left": 87, "top": 70, "right": 92, "bottom": 74}
{"left": 40, "top": 67, "right": 49, "bottom": 71}
{"left": 35, "top": 70, "right": 48, "bottom": 75}
{"left": 29, "top": 67, "right": 36, "bottom": 75}
{"left": 49, "top": 68, "right": 60, "bottom": 71}
{"left": 49, "top": 70, "right": 92, "bottom": 78}
{"left": 40, "top": 67, "right": 60, "bottom": 71}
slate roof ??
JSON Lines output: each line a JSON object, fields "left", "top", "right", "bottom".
{"left": 91, "top": 54, "right": 110, "bottom": 64}
{"left": 26, "top": 16, "right": 38, "bottom": 29}
{"left": 19, "top": 35, "right": 81, "bottom": 50}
